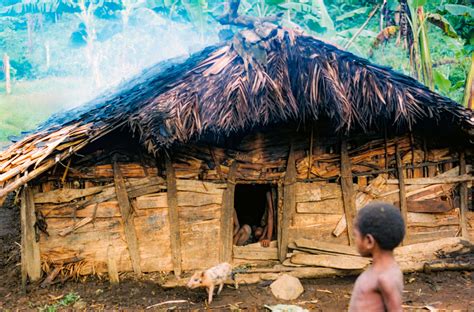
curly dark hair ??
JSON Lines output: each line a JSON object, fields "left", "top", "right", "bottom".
{"left": 356, "top": 202, "right": 405, "bottom": 250}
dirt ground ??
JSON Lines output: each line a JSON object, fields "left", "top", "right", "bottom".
{"left": 1, "top": 199, "right": 473, "bottom": 311}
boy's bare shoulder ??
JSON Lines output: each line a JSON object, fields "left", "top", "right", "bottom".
{"left": 377, "top": 264, "right": 403, "bottom": 290}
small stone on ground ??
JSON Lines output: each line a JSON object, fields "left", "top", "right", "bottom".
{"left": 270, "top": 274, "right": 304, "bottom": 301}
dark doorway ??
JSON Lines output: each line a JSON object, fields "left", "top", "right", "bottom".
{"left": 233, "top": 184, "right": 278, "bottom": 246}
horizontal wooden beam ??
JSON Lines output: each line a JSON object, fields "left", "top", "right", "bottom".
{"left": 387, "top": 174, "right": 473, "bottom": 185}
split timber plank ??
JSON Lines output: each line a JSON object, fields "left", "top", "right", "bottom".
{"left": 340, "top": 139, "right": 356, "bottom": 246}
{"left": 219, "top": 160, "right": 238, "bottom": 263}
{"left": 107, "top": 245, "right": 119, "bottom": 284}
{"left": 279, "top": 143, "right": 297, "bottom": 262}
{"left": 394, "top": 199, "right": 452, "bottom": 213}
{"left": 459, "top": 152, "right": 469, "bottom": 239}
{"left": 233, "top": 244, "right": 278, "bottom": 260}
{"left": 165, "top": 156, "right": 182, "bottom": 277}
{"left": 34, "top": 186, "right": 105, "bottom": 204}
{"left": 290, "top": 253, "right": 370, "bottom": 270}
{"left": 294, "top": 238, "right": 359, "bottom": 256}
{"left": 113, "top": 161, "right": 142, "bottom": 275}
{"left": 20, "top": 187, "right": 41, "bottom": 281}
{"left": 386, "top": 174, "right": 473, "bottom": 185}
{"left": 296, "top": 199, "right": 344, "bottom": 214}
{"left": 176, "top": 179, "right": 226, "bottom": 194}
{"left": 395, "top": 144, "right": 408, "bottom": 244}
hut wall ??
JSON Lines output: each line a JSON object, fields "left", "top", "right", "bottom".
{"left": 174, "top": 179, "right": 225, "bottom": 270}
{"left": 34, "top": 160, "right": 226, "bottom": 276}
{"left": 27, "top": 126, "right": 471, "bottom": 278}
{"left": 34, "top": 162, "right": 172, "bottom": 275}
{"left": 172, "top": 128, "right": 466, "bottom": 248}
{"left": 289, "top": 182, "right": 349, "bottom": 245}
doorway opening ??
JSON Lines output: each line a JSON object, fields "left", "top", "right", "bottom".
{"left": 233, "top": 184, "right": 278, "bottom": 247}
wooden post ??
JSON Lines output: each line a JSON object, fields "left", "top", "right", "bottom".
{"left": 459, "top": 152, "right": 469, "bottom": 238}
{"left": 395, "top": 143, "right": 408, "bottom": 243}
{"left": 384, "top": 125, "right": 388, "bottom": 169}
{"left": 409, "top": 133, "right": 415, "bottom": 178}
{"left": 279, "top": 143, "right": 297, "bottom": 262}
{"left": 307, "top": 126, "right": 314, "bottom": 179}
{"left": 113, "top": 160, "right": 142, "bottom": 275}
{"left": 107, "top": 244, "right": 119, "bottom": 284}
{"left": 20, "top": 187, "right": 41, "bottom": 282}
{"left": 165, "top": 155, "right": 182, "bottom": 277}
{"left": 340, "top": 138, "right": 356, "bottom": 246}
{"left": 219, "top": 160, "right": 238, "bottom": 263}
{"left": 3, "top": 53, "right": 11, "bottom": 94}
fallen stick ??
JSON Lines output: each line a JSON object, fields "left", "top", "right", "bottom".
{"left": 40, "top": 266, "right": 62, "bottom": 288}
{"left": 146, "top": 300, "right": 192, "bottom": 309}
{"left": 58, "top": 217, "right": 93, "bottom": 236}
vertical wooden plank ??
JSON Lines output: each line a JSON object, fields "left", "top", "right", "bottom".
{"left": 113, "top": 161, "right": 142, "bottom": 275}
{"left": 395, "top": 143, "right": 408, "bottom": 244}
{"left": 209, "top": 146, "right": 224, "bottom": 181}
{"left": 279, "top": 144, "right": 297, "bottom": 262}
{"left": 219, "top": 160, "right": 238, "bottom": 263}
{"left": 340, "top": 139, "right": 356, "bottom": 246}
{"left": 277, "top": 182, "right": 283, "bottom": 247}
{"left": 409, "top": 133, "right": 416, "bottom": 179}
{"left": 459, "top": 152, "right": 469, "bottom": 239}
{"left": 358, "top": 176, "right": 368, "bottom": 188}
{"left": 307, "top": 126, "right": 314, "bottom": 179}
{"left": 384, "top": 126, "right": 389, "bottom": 170}
{"left": 165, "top": 155, "right": 182, "bottom": 277}
{"left": 20, "top": 187, "right": 41, "bottom": 282}
{"left": 107, "top": 244, "right": 119, "bottom": 284}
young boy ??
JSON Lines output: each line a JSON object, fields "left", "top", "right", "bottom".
{"left": 349, "top": 202, "right": 405, "bottom": 312}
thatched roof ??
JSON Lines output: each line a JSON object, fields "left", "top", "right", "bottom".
{"left": 0, "top": 24, "right": 472, "bottom": 198}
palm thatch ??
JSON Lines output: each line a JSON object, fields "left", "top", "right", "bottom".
{"left": 0, "top": 23, "right": 472, "bottom": 198}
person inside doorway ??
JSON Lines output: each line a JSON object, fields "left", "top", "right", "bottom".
{"left": 233, "top": 188, "right": 274, "bottom": 247}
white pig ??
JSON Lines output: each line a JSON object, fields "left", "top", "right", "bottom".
{"left": 186, "top": 262, "right": 233, "bottom": 304}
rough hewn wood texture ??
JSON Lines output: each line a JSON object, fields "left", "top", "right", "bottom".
{"left": 176, "top": 180, "right": 223, "bottom": 270}
{"left": 340, "top": 139, "right": 356, "bottom": 246}
{"left": 20, "top": 187, "right": 41, "bottom": 282}
{"left": 220, "top": 161, "right": 238, "bottom": 263}
{"left": 279, "top": 144, "right": 297, "bottom": 261}
{"left": 395, "top": 144, "right": 408, "bottom": 243}
{"left": 291, "top": 253, "right": 370, "bottom": 269}
{"left": 294, "top": 239, "right": 359, "bottom": 256}
{"left": 107, "top": 244, "right": 119, "bottom": 284}
{"left": 233, "top": 241, "right": 278, "bottom": 260}
{"left": 459, "top": 152, "right": 469, "bottom": 239}
{"left": 165, "top": 156, "right": 182, "bottom": 277}
{"left": 113, "top": 161, "right": 142, "bottom": 275}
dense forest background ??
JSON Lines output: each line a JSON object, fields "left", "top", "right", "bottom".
{"left": 0, "top": 0, "right": 472, "bottom": 147}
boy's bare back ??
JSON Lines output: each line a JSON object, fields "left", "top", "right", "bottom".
{"left": 349, "top": 261, "right": 403, "bottom": 312}
{"left": 348, "top": 202, "right": 406, "bottom": 312}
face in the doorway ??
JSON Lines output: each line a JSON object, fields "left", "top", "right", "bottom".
{"left": 254, "top": 227, "right": 264, "bottom": 239}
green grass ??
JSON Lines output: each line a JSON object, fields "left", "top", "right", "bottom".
{"left": 0, "top": 76, "right": 97, "bottom": 146}
{"left": 39, "top": 292, "right": 80, "bottom": 312}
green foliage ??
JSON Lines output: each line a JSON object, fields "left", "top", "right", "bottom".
{"left": 39, "top": 292, "right": 80, "bottom": 312}
{"left": 443, "top": 4, "right": 474, "bottom": 17}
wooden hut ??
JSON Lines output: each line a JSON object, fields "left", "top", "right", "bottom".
{"left": 0, "top": 24, "right": 473, "bottom": 285}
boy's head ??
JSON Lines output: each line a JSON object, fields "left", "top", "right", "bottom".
{"left": 354, "top": 202, "right": 405, "bottom": 257}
